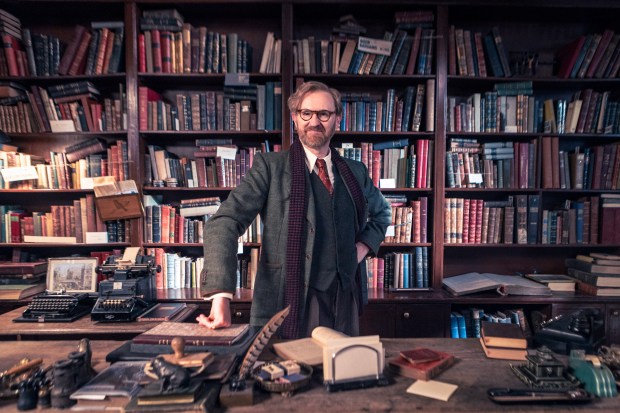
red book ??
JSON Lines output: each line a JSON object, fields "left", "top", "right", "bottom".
{"left": 557, "top": 36, "right": 586, "bottom": 79}
{"left": 59, "top": 25, "right": 87, "bottom": 75}
{"left": 599, "top": 206, "right": 617, "bottom": 244}
{"left": 405, "top": 26, "right": 422, "bottom": 75}
{"left": 68, "top": 31, "right": 92, "bottom": 76}
{"left": 586, "top": 29, "right": 614, "bottom": 78}
{"left": 1, "top": 34, "right": 19, "bottom": 76}
{"left": 151, "top": 29, "right": 162, "bottom": 73}
{"left": 388, "top": 349, "right": 455, "bottom": 380}
{"left": 138, "top": 86, "right": 162, "bottom": 131}
{"left": 371, "top": 150, "right": 381, "bottom": 188}
{"left": 160, "top": 31, "right": 172, "bottom": 73}
{"left": 138, "top": 33, "right": 146, "bottom": 72}
{"left": 94, "top": 28, "right": 110, "bottom": 75}
{"left": 102, "top": 30, "right": 115, "bottom": 74}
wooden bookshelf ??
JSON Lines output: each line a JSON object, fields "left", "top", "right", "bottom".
{"left": 0, "top": 0, "right": 619, "bottom": 341}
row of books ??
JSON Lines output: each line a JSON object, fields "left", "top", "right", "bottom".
{"left": 338, "top": 82, "right": 435, "bottom": 133}
{"left": 450, "top": 307, "right": 529, "bottom": 340}
{"left": 0, "top": 82, "right": 126, "bottom": 134}
{"left": 339, "top": 140, "right": 433, "bottom": 189}
{"left": 540, "top": 197, "right": 601, "bottom": 245}
{"left": 0, "top": 200, "right": 130, "bottom": 245}
{"left": 138, "top": 82, "right": 282, "bottom": 132}
{"left": 445, "top": 194, "right": 612, "bottom": 246}
{"left": 566, "top": 253, "right": 620, "bottom": 297}
{"left": 448, "top": 26, "right": 511, "bottom": 78}
{"left": 237, "top": 247, "right": 260, "bottom": 290}
{"left": 293, "top": 27, "right": 434, "bottom": 76}
{"left": 448, "top": 87, "right": 620, "bottom": 135}
{"left": 0, "top": 20, "right": 124, "bottom": 77}
{"left": 557, "top": 29, "right": 620, "bottom": 79}
{"left": 0, "top": 141, "right": 128, "bottom": 190}
{"left": 446, "top": 139, "right": 537, "bottom": 189}
{"left": 444, "top": 195, "right": 537, "bottom": 245}
{"left": 542, "top": 139, "right": 620, "bottom": 191}
{"left": 139, "top": 28, "right": 251, "bottom": 74}
{"left": 384, "top": 197, "right": 429, "bottom": 244}
{"left": 366, "top": 247, "right": 430, "bottom": 290}
{"left": 145, "top": 144, "right": 261, "bottom": 189}
{"left": 143, "top": 198, "right": 262, "bottom": 245}
{"left": 145, "top": 247, "right": 204, "bottom": 290}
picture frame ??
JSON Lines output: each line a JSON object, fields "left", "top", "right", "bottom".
{"left": 46, "top": 257, "right": 99, "bottom": 294}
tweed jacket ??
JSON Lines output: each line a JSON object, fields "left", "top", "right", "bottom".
{"left": 200, "top": 150, "right": 392, "bottom": 327}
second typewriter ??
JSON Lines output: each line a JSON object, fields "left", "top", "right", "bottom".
{"left": 91, "top": 253, "right": 159, "bottom": 322}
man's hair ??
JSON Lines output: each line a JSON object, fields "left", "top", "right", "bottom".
{"left": 287, "top": 81, "right": 342, "bottom": 116}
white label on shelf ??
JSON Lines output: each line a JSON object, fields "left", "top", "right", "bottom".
{"left": 358, "top": 36, "right": 392, "bottom": 56}
{"left": 469, "top": 173, "right": 483, "bottom": 184}
{"left": 49, "top": 120, "right": 76, "bottom": 133}
{"left": 224, "top": 73, "right": 250, "bottom": 86}
{"left": 1, "top": 166, "right": 38, "bottom": 182}
{"left": 238, "top": 242, "right": 244, "bottom": 254}
{"left": 379, "top": 178, "right": 396, "bottom": 188}
{"left": 217, "top": 146, "right": 238, "bottom": 160}
{"left": 80, "top": 177, "right": 95, "bottom": 189}
{"left": 386, "top": 225, "right": 395, "bottom": 237}
{"left": 341, "top": 143, "right": 353, "bottom": 148}
{"left": 85, "top": 232, "right": 108, "bottom": 244}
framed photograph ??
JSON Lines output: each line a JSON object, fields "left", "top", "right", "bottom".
{"left": 47, "top": 257, "right": 99, "bottom": 293}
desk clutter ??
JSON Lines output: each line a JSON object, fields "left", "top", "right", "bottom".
{"left": 10, "top": 248, "right": 162, "bottom": 324}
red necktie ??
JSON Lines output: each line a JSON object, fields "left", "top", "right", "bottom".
{"left": 316, "top": 158, "right": 333, "bottom": 195}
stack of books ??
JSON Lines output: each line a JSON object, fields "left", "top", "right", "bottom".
{"left": 0, "top": 261, "right": 47, "bottom": 300}
{"left": 524, "top": 273, "right": 576, "bottom": 292}
{"left": 566, "top": 253, "right": 620, "bottom": 296}
{"left": 479, "top": 321, "right": 527, "bottom": 360}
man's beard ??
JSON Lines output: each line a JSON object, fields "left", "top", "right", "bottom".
{"left": 297, "top": 124, "right": 334, "bottom": 149}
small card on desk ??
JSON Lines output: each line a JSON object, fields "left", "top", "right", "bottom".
{"left": 406, "top": 380, "right": 458, "bottom": 401}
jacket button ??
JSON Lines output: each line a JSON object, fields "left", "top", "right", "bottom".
{"left": 305, "top": 254, "right": 311, "bottom": 260}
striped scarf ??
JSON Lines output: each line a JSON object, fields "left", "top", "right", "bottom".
{"left": 281, "top": 140, "right": 367, "bottom": 339}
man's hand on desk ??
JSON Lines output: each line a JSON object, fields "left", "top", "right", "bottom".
{"left": 196, "top": 296, "right": 232, "bottom": 329}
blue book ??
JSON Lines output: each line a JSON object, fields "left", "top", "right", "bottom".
{"left": 422, "top": 246, "right": 429, "bottom": 288}
{"left": 402, "top": 253, "right": 409, "bottom": 289}
{"left": 373, "top": 138, "right": 409, "bottom": 151}
{"left": 455, "top": 312, "right": 467, "bottom": 338}
{"left": 483, "top": 34, "right": 504, "bottom": 77}
{"left": 264, "top": 81, "right": 274, "bottom": 130}
{"left": 527, "top": 194, "right": 540, "bottom": 244}
{"left": 450, "top": 313, "right": 459, "bottom": 338}
{"left": 415, "top": 246, "right": 424, "bottom": 288}
{"left": 574, "top": 201, "right": 584, "bottom": 243}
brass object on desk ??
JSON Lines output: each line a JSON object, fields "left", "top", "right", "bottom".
{"left": 0, "top": 358, "right": 43, "bottom": 399}
{"left": 144, "top": 337, "right": 214, "bottom": 378}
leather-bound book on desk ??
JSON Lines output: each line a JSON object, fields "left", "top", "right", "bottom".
{"left": 388, "top": 348, "right": 455, "bottom": 380}
{"left": 132, "top": 322, "right": 250, "bottom": 346}
{"left": 479, "top": 321, "right": 528, "bottom": 361}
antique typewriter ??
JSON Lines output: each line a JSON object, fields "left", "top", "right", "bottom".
{"left": 15, "top": 290, "right": 92, "bottom": 322}
{"left": 91, "top": 253, "right": 158, "bottom": 322}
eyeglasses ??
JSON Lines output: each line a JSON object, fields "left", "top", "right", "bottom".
{"left": 297, "top": 109, "right": 335, "bottom": 122}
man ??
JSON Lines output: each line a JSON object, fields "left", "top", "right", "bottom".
{"left": 197, "top": 81, "right": 391, "bottom": 338}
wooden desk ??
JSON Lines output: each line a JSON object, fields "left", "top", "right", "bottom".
{"left": 0, "top": 338, "right": 617, "bottom": 413}
{"left": 0, "top": 307, "right": 161, "bottom": 340}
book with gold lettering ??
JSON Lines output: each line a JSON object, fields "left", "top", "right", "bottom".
{"left": 388, "top": 348, "right": 455, "bottom": 380}
{"left": 132, "top": 322, "right": 250, "bottom": 346}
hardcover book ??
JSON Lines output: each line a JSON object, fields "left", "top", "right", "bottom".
{"left": 388, "top": 348, "right": 455, "bottom": 381}
{"left": 524, "top": 273, "right": 576, "bottom": 292}
{"left": 136, "top": 302, "right": 192, "bottom": 322}
{"left": 132, "top": 322, "right": 250, "bottom": 346}
{"left": 479, "top": 337, "right": 527, "bottom": 361}
{"left": 480, "top": 321, "right": 527, "bottom": 349}
{"left": 566, "top": 258, "right": 620, "bottom": 275}
{"left": 442, "top": 272, "right": 552, "bottom": 296}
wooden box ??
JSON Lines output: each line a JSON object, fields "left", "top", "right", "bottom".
{"left": 95, "top": 193, "right": 144, "bottom": 221}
